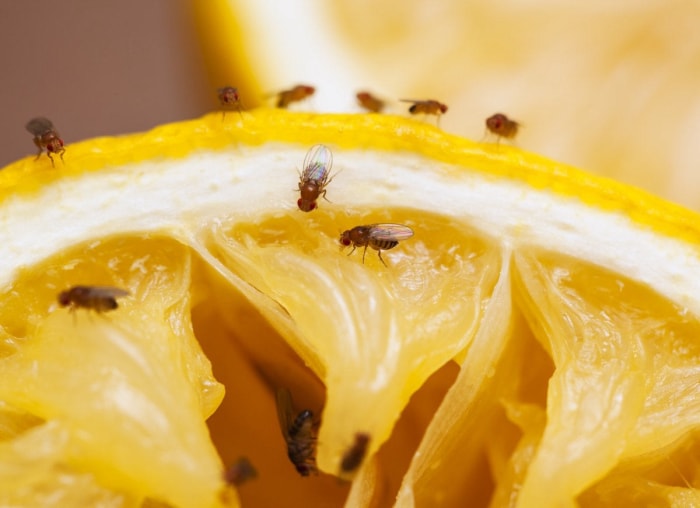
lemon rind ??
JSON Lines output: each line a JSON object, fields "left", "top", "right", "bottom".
{"left": 2, "top": 110, "right": 698, "bottom": 248}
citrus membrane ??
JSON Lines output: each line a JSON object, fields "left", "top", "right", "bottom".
{"left": 0, "top": 110, "right": 699, "bottom": 506}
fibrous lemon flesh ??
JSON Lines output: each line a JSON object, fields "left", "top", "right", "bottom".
{"left": 0, "top": 110, "right": 699, "bottom": 507}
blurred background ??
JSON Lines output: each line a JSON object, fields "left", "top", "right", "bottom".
{"left": 2, "top": 0, "right": 700, "bottom": 209}
{"left": 0, "top": 1, "right": 210, "bottom": 165}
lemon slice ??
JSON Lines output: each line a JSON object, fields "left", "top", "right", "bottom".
{"left": 1, "top": 110, "right": 699, "bottom": 507}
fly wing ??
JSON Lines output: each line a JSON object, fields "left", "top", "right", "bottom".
{"left": 26, "top": 117, "right": 54, "bottom": 135}
{"left": 369, "top": 224, "right": 414, "bottom": 241}
{"left": 86, "top": 286, "right": 130, "bottom": 299}
{"left": 275, "top": 388, "right": 294, "bottom": 440}
{"left": 301, "top": 144, "right": 332, "bottom": 183}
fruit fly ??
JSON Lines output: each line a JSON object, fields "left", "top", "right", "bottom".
{"left": 275, "top": 84, "right": 315, "bottom": 108}
{"left": 356, "top": 91, "right": 385, "bottom": 113}
{"left": 275, "top": 388, "right": 318, "bottom": 476}
{"left": 57, "top": 285, "right": 130, "bottom": 313}
{"left": 485, "top": 113, "right": 520, "bottom": 142}
{"left": 400, "top": 99, "right": 448, "bottom": 126}
{"left": 297, "top": 144, "right": 334, "bottom": 212}
{"left": 223, "top": 457, "right": 257, "bottom": 486}
{"left": 217, "top": 86, "right": 244, "bottom": 120}
{"left": 339, "top": 223, "right": 414, "bottom": 267}
{"left": 26, "top": 117, "right": 65, "bottom": 167}
{"left": 340, "top": 433, "right": 371, "bottom": 473}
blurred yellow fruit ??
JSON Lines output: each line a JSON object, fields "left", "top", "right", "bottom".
{"left": 200, "top": 0, "right": 700, "bottom": 211}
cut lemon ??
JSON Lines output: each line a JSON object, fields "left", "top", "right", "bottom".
{"left": 0, "top": 110, "right": 699, "bottom": 507}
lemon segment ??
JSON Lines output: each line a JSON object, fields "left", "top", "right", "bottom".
{"left": 0, "top": 420, "right": 128, "bottom": 507}
{"left": 395, "top": 251, "right": 515, "bottom": 506}
{"left": 0, "top": 238, "right": 226, "bottom": 508}
{"left": 213, "top": 210, "right": 502, "bottom": 472}
{"left": 397, "top": 250, "right": 700, "bottom": 506}
{"left": 514, "top": 252, "right": 700, "bottom": 504}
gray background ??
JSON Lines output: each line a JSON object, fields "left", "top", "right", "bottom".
{"left": 0, "top": 1, "right": 211, "bottom": 168}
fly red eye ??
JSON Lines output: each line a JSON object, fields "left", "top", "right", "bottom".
{"left": 309, "top": 202, "right": 316, "bottom": 211}
{"left": 58, "top": 291, "right": 70, "bottom": 306}
{"left": 341, "top": 237, "right": 351, "bottom": 246}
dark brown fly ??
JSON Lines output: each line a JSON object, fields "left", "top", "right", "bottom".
{"left": 223, "top": 457, "right": 257, "bottom": 486}
{"left": 217, "top": 86, "right": 243, "bottom": 119}
{"left": 356, "top": 91, "right": 385, "bottom": 113}
{"left": 275, "top": 84, "right": 315, "bottom": 108}
{"left": 297, "top": 144, "right": 334, "bottom": 212}
{"left": 26, "top": 117, "right": 65, "bottom": 167}
{"left": 275, "top": 388, "right": 318, "bottom": 476}
{"left": 485, "top": 113, "right": 520, "bottom": 141}
{"left": 339, "top": 223, "right": 414, "bottom": 267}
{"left": 340, "top": 433, "right": 370, "bottom": 473}
{"left": 400, "top": 99, "right": 448, "bottom": 126}
{"left": 57, "top": 285, "right": 129, "bottom": 313}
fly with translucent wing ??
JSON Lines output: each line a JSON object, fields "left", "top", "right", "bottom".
{"left": 57, "top": 285, "right": 130, "bottom": 313}
{"left": 356, "top": 91, "right": 385, "bottom": 113}
{"left": 297, "top": 144, "right": 335, "bottom": 212}
{"left": 400, "top": 99, "right": 448, "bottom": 127}
{"left": 274, "top": 84, "right": 315, "bottom": 108}
{"left": 26, "top": 117, "right": 66, "bottom": 167}
{"left": 275, "top": 388, "right": 318, "bottom": 476}
{"left": 339, "top": 223, "right": 415, "bottom": 266}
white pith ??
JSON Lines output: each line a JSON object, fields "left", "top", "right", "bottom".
{"left": 1, "top": 143, "right": 698, "bottom": 316}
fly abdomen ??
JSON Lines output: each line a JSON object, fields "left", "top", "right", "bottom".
{"left": 94, "top": 297, "right": 119, "bottom": 312}
{"left": 289, "top": 409, "right": 313, "bottom": 437}
{"left": 371, "top": 239, "right": 399, "bottom": 251}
